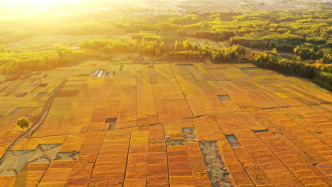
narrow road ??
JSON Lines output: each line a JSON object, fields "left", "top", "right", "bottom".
{"left": 0, "top": 80, "right": 66, "bottom": 163}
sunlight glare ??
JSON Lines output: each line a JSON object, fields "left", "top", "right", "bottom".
{"left": 4, "top": 0, "right": 76, "bottom": 9}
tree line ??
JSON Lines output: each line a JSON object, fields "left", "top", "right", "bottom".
{"left": 0, "top": 47, "right": 87, "bottom": 74}
{"left": 79, "top": 38, "right": 247, "bottom": 63}
{"left": 252, "top": 49, "right": 332, "bottom": 91}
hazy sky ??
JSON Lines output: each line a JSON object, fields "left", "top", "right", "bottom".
{"left": 0, "top": 0, "right": 91, "bottom": 20}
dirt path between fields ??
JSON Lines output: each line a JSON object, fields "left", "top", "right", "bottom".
{"left": 0, "top": 80, "right": 66, "bottom": 163}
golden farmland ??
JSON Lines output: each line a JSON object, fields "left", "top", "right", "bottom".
{"left": 0, "top": 58, "right": 331, "bottom": 186}
{"left": 0, "top": 0, "right": 332, "bottom": 186}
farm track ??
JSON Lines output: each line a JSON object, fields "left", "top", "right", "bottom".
{"left": 0, "top": 80, "right": 66, "bottom": 163}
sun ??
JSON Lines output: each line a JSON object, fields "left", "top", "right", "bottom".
{"left": 0, "top": 0, "right": 82, "bottom": 19}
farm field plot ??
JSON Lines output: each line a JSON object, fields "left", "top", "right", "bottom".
{"left": 2, "top": 35, "right": 107, "bottom": 53}
{"left": 186, "top": 38, "right": 230, "bottom": 50}
{"left": 0, "top": 60, "right": 331, "bottom": 186}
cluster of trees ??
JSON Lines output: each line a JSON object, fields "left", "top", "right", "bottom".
{"left": 175, "top": 40, "right": 199, "bottom": 51}
{"left": 238, "top": 11, "right": 332, "bottom": 91}
{"left": 78, "top": 37, "right": 247, "bottom": 63}
{"left": 231, "top": 33, "right": 306, "bottom": 52}
{"left": 168, "top": 10, "right": 332, "bottom": 54}
{"left": 79, "top": 37, "right": 168, "bottom": 56}
{"left": 169, "top": 14, "right": 201, "bottom": 25}
{"left": 79, "top": 38, "right": 138, "bottom": 53}
{"left": 0, "top": 47, "right": 86, "bottom": 74}
{"left": 294, "top": 43, "right": 324, "bottom": 60}
{"left": 138, "top": 40, "right": 166, "bottom": 56}
{"left": 162, "top": 10, "right": 332, "bottom": 67}
{"left": 252, "top": 49, "right": 332, "bottom": 91}
{"left": 293, "top": 43, "right": 332, "bottom": 64}
{"left": 177, "top": 30, "right": 235, "bottom": 41}
{"left": 78, "top": 38, "right": 190, "bottom": 59}
{"left": 194, "top": 31, "right": 235, "bottom": 41}
{"left": 172, "top": 41, "right": 246, "bottom": 63}
{"left": 314, "top": 71, "right": 332, "bottom": 91}
{"left": 253, "top": 49, "right": 316, "bottom": 77}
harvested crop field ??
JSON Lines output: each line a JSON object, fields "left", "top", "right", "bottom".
{"left": 0, "top": 60, "right": 332, "bottom": 186}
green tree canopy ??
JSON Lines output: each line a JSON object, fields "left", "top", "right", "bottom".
{"left": 17, "top": 117, "right": 29, "bottom": 130}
